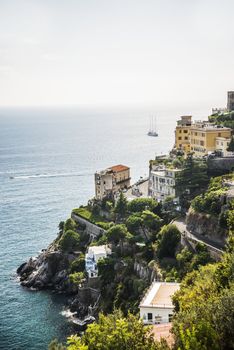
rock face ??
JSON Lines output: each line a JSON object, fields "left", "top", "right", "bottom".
{"left": 17, "top": 243, "right": 75, "bottom": 291}
{"left": 186, "top": 209, "right": 227, "bottom": 245}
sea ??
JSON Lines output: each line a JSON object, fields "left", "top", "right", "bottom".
{"left": 0, "top": 107, "right": 203, "bottom": 349}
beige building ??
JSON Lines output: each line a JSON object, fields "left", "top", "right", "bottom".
{"left": 140, "top": 281, "right": 180, "bottom": 324}
{"left": 95, "top": 164, "right": 130, "bottom": 200}
{"left": 216, "top": 137, "right": 232, "bottom": 157}
{"left": 174, "top": 116, "right": 192, "bottom": 155}
{"left": 190, "top": 122, "right": 231, "bottom": 157}
{"left": 149, "top": 165, "right": 181, "bottom": 202}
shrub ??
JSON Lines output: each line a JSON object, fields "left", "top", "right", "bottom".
{"left": 70, "top": 254, "right": 85, "bottom": 273}
{"left": 64, "top": 218, "right": 76, "bottom": 232}
{"left": 59, "top": 229, "right": 80, "bottom": 252}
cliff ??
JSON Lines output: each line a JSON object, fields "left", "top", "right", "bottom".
{"left": 186, "top": 208, "right": 227, "bottom": 246}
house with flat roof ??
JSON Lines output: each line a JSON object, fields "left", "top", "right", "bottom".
{"left": 85, "top": 245, "right": 111, "bottom": 278}
{"left": 190, "top": 122, "right": 231, "bottom": 157}
{"left": 139, "top": 281, "right": 180, "bottom": 324}
{"left": 95, "top": 164, "right": 130, "bottom": 200}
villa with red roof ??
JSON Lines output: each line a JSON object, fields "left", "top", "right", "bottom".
{"left": 95, "top": 164, "right": 131, "bottom": 200}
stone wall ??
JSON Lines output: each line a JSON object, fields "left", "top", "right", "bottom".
{"left": 71, "top": 213, "right": 106, "bottom": 240}
{"left": 207, "top": 157, "right": 234, "bottom": 175}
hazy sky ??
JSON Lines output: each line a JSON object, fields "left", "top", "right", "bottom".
{"left": 0, "top": 0, "right": 234, "bottom": 110}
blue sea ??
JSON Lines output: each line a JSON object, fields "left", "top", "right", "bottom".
{"left": 0, "top": 107, "right": 185, "bottom": 349}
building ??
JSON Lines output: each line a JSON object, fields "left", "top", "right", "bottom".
{"left": 95, "top": 164, "right": 130, "bottom": 200}
{"left": 149, "top": 165, "right": 181, "bottom": 202}
{"left": 85, "top": 245, "right": 111, "bottom": 278}
{"left": 190, "top": 122, "right": 232, "bottom": 157}
{"left": 227, "top": 91, "right": 234, "bottom": 112}
{"left": 175, "top": 115, "right": 192, "bottom": 154}
{"left": 140, "top": 281, "right": 180, "bottom": 324}
{"left": 174, "top": 116, "right": 192, "bottom": 155}
{"left": 216, "top": 137, "right": 232, "bottom": 157}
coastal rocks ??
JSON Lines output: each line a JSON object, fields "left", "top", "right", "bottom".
{"left": 18, "top": 246, "right": 72, "bottom": 291}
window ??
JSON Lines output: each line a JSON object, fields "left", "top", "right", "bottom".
{"left": 218, "top": 133, "right": 221, "bottom": 137}
{"left": 183, "top": 130, "right": 188, "bottom": 133}
{"left": 185, "top": 136, "right": 188, "bottom": 140}
{"left": 178, "top": 137, "right": 182, "bottom": 140}
{"left": 147, "top": 313, "right": 153, "bottom": 321}
{"left": 179, "top": 130, "right": 182, "bottom": 133}
{"left": 169, "top": 314, "right": 173, "bottom": 322}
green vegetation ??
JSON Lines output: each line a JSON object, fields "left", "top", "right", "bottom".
{"left": 176, "top": 155, "right": 209, "bottom": 205}
{"left": 69, "top": 272, "right": 85, "bottom": 286}
{"left": 172, "top": 202, "right": 234, "bottom": 349}
{"left": 191, "top": 176, "right": 228, "bottom": 215}
{"left": 59, "top": 230, "right": 80, "bottom": 252}
{"left": 209, "top": 111, "right": 234, "bottom": 130}
{"left": 72, "top": 207, "right": 108, "bottom": 224}
{"left": 227, "top": 136, "right": 234, "bottom": 152}
{"left": 157, "top": 224, "right": 180, "bottom": 259}
{"left": 127, "top": 197, "right": 158, "bottom": 213}
{"left": 69, "top": 254, "right": 85, "bottom": 273}
{"left": 114, "top": 192, "right": 128, "bottom": 217}
{"left": 49, "top": 311, "right": 169, "bottom": 350}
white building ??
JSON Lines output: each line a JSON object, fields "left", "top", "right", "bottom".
{"left": 140, "top": 281, "right": 180, "bottom": 324}
{"left": 149, "top": 166, "right": 181, "bottom": 202}
{"left": 215, "top": 137, "right": 232, "bottom": 157}
{"left": 85, "top": 245, "right": 111, "bottom": 278}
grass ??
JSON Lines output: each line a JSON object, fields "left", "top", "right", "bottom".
{"left": 72, "top": 207, "right": 109, "bottom": 225}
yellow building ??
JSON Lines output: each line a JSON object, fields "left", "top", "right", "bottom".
{"left": 190, "top": 122, "right": 232, "bottom": 157}
{"left": 174, "top": 116, "right": 192, "bottom": 155}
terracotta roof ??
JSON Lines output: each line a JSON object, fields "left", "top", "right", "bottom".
{"left": 109, "top": 164, "right": 129, "bottom": 173}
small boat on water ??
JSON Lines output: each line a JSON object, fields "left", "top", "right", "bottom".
{"left": 147, "top": 116, "right": 158, "bottom": 137}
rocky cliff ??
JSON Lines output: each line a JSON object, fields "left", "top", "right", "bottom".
{"left": 186, "top": 208, "right": 227, "bottom": 246}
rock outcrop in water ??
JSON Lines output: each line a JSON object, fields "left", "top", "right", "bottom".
{"left": 17, "top": 242, "right": 75, "bottom": 291}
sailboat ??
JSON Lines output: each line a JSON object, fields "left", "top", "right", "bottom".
{"left": 147, "top": 116, "right": 158, "bottom": 137}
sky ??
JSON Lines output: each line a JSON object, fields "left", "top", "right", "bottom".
{"left": 0, "top": 0, "right": 234, "bottom": 111}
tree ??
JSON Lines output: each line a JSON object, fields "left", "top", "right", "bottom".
{"left": 127, "top": 198, "right": 158, "bottom": 213}
{"left": 106, "top": 224, "right": 128, "bottom": 245}
{"left": 176, "top": 154, "right": 209, "bottom": 204}
{"left": 59, "top": 230, "right": 80, "bottom": 252}
{"left": 50, "top": 311, "right": 170, "bottom": 350}
{"left": 64, "top": 218, "right": 77, "bottom": 232}
{"left": 157, "top": 224, "right": 180, "bottom": 259}
{"left": 141, "top": 210, "right": 162, "bottom": 231}
{"left": 126, "top": 214, "right": 142, "bottom": 234}
{"left": 114, "top": 192, "right": 128, "bottom": 217}
{"left": 227, "top": 136, "right": 234, "bottom": 152}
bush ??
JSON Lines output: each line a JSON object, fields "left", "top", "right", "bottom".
{"left": 69, "top": 272, "right": 84, "bottom": 286}
{"left": 59, "top": 229, "right": 80, "bottom": 252}
{"left": 70, "top": 254, "right": 85, "bottom": 273}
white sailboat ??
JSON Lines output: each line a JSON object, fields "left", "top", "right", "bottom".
{"left": 147, "top": 116, "right": 158, "bottom": 137}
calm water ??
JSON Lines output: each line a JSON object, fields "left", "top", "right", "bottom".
{"left": 0, "top": 107, "right": 178, "bottom": 349}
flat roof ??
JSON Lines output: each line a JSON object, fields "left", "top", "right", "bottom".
{"left": 109, "top": 164, "right": 130, "bottom": 172}
{"left": 140, "top": 282, "right": 180, "bottom": 308}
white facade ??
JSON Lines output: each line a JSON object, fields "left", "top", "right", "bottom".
{"left": 149, "top": 166, "right": 181, "bottom": 202}
{"left": 140, "top": 281, "right": 180, "bottom": 324}
{"left": 215, "top": 137, "right": 232, "bottom": 157}
{"left": 85, "top": 245, "right": 111, "bottom": 278}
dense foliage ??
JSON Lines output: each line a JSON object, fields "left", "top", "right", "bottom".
{"left": 49, "top": 312, "right": 169, "bottom": 350}
{"left": 172, "top": 202, "right": 234, "bottom": 349}
{"left": 209, "top": 111, "right": 234, "bottom": 130}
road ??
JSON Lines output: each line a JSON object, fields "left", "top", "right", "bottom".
{"left": 173, "top": 217, "right": 224, "bottom": 253}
